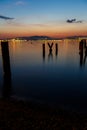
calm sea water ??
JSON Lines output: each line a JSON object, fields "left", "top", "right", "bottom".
{"left": 0, "top": 39, "right": 87, "bottom": 111}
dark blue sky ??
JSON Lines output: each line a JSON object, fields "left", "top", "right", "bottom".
{"left": 0, "top": 0, "right": 87, "bottom": 38}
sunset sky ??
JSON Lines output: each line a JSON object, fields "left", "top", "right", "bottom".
{"left": 0, "top": 0, "right": 87, "bottom": 39}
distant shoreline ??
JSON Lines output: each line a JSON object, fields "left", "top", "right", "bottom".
{"left": 0, "top": 35, "right": 87, "bottom": 41}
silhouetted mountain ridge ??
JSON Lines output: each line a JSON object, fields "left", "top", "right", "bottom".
{"left": 1, "top": 35, "right": 87, "bottom": 40}
{"left": 17, "top": 36, "right": 52, "bottom": 40}
{"left": 16, "top": 35, "right": 87, "bottom": 40}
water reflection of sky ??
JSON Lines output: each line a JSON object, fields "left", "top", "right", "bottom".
{"left": 0, "top": 40, "right": 87, "bottom": 111}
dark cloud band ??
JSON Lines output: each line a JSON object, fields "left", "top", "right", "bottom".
{"left": 66, "top": 19, "right": 82, "bottom": 23}
{"left": 0, "top": 15, "right": 14, "bottom": 20}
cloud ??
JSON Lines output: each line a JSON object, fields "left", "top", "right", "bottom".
{"left": 0, "top": 15, "right": 14, "bottom": 20}
{"left": 6, "top": 20, "right": 24, "bottom": 26}
{"left": 76, "top": 20, "right": 83, "bottom": 23}
{"left": 66, "top": 19, "right": 76, "bottom": 23}
{"left": 29, "top": 23, "right": 49, "bottom": 27}
{"left": 66, "top": 19, "right": 83, "bottom": 23}
{"left": 15, "top": 1, "right": 25, "bottom": 5}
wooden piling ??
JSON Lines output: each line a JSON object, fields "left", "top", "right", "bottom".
{"left": 55, "top": 43, "right": 58, "bottom": 56}
{"left": 42, "top": 44, "right": 45, "bottom": 61}
{"left": 1, "top": 41, "right": 11, "bottom": 98}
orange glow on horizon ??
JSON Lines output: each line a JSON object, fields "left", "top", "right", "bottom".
{"left": 1, "top": 31, "right": 87, "bottom": 39}
{"left": 1, "top": 23, "right": 87, "bottom": 39}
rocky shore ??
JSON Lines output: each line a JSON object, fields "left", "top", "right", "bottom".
{"left": 0, "top": 98, "right": 87, "bottom": 129}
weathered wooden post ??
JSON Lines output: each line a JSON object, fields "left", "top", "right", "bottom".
{"left": 42, "top": 43, "right": 45, "bottom": 62}
{"left": 1, "top": 41, "right": 11, "bottom": 75}
{"left": 47, "top": 42, "right": 53, "bottom": 52}
{"left": 82, "top": 39, "right": 86, "bottom": 48}
{"left": 84, "top": 46, "right": 87, "bottom": 65}
{"left": 1, "top": 41, "right": 11, "bottom": 98}
{"left": 48, "top": 43, "right": 53, "bottom": 61}
{"left": 55, "top": 43, "right": 58, "bottom": 57}
{"left": 79, "top": 40, "right": 83, "bottom": 67}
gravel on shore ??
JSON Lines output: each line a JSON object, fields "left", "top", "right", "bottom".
{"left": 0, "top": 98, "right": 87, "bottom": 130}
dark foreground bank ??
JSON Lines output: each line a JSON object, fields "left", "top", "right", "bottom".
{"left": 0, "top": 98, "right": 87, "bottom": 130}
